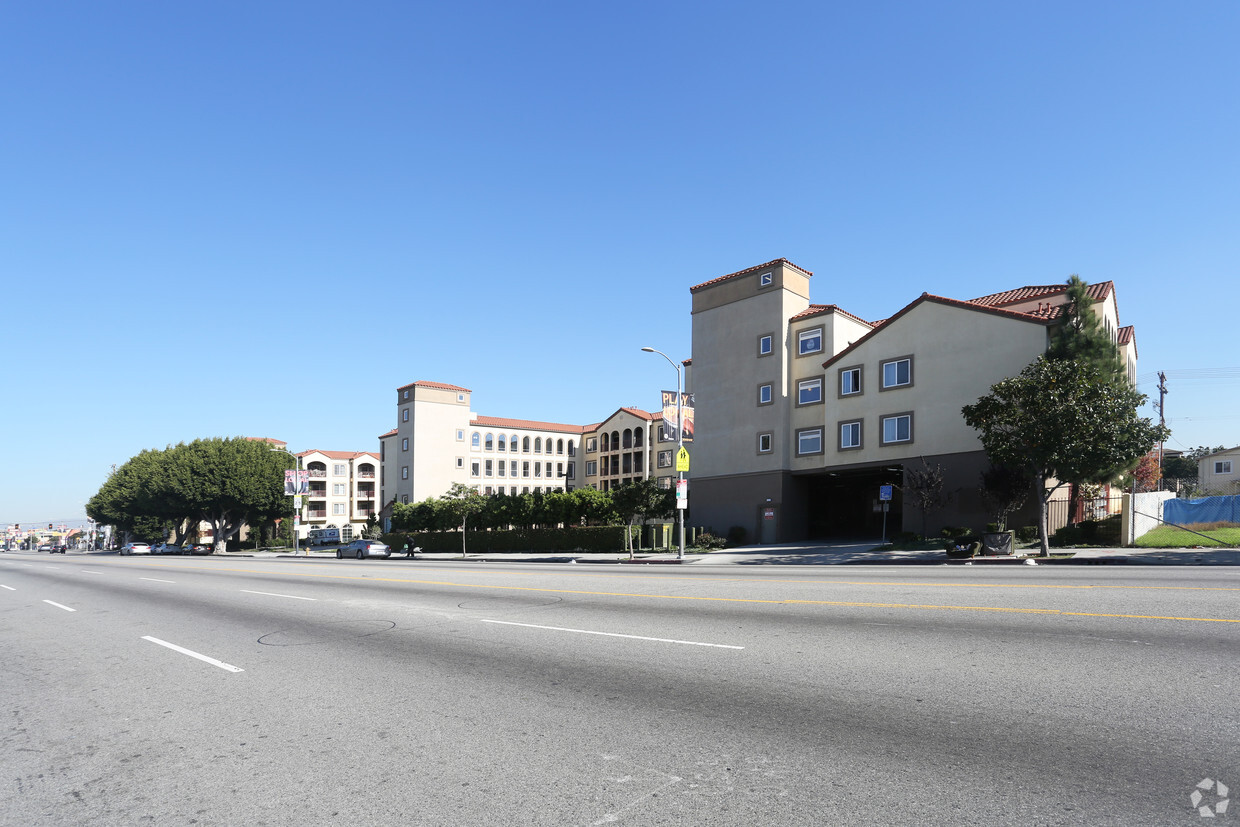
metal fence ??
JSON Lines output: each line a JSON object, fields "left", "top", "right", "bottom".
{"left": 1046, "top": 496, "right": 1125, "bottom": 536}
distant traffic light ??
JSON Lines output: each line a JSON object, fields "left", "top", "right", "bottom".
{"left": 48, "top": 523, "right": 53, "bottom": 530}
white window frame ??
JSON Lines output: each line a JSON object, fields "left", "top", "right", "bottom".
{"left": 1215, "top": 460, "right": 1233, "bottom": 474}
{"left": 881, "top": 413, "right": 912, "bottom": 445}
{"left": 758, "top": 384, "right": 773, "bottom": 405}
{"left": 758, "top": 433, "right": 773, "bottom": 454}
{"left": 840, "top": 366, "right": 862, "bottom": 397}
{"left": 332, "top": 503, "right": 346, "bottom": 516}
{"left": 333, "top": 464, "right": 347, "bottom": 476}
{"left": 881, "top": 357, "right": 912, "bottom": 389}
{"left": 798, "top": 327, "right": 823, "bottom": 356}
{"left": 759, "top": 271, "right": 773, "bottom": 287}
{"left": 797, "top": 428, "right": 823, "bottom": 456}
{"left": 758, "top": 334, "right": 773, "bottom": 356}
{"left": 401, "top": 466, "right": 409, "bottom": 480}
{"left": 797, "top": 377, "right": 823, "bottom": 405}
{"left": 333, "top": 483, "right": 346, "bottom": 496}
{"left": 840, "top": 421, "right": 862, "bottom": 450}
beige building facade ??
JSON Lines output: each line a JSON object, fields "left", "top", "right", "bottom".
{"left": 296, "top": 449, "right": 380, "bottom": 542}
{"left": 689, "top": 259, "right": 1139, "bottom": 543}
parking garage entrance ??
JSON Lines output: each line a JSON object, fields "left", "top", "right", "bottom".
{"left": 798, "top": 465, "right": 904, "bottom": 541}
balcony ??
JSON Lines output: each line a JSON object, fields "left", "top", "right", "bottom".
{"left": 308, "top": 470, "right": 327, "bottom": 478}
{"left": 357, "top": 472, "right": 375, "bottom": 479}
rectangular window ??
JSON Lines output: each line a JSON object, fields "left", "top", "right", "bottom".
{"left": 456, "top": 429, "right": 465, "bottom": 441}
{"left": 484, "top": 460, "right": 493, "bottom": 477}
{"left": 332, "top": 503, "right": 346, "bottom": 516}
{"left": 333, "top": 464, "right": 347, "bottom": 476}
{"left": 402, "top": 408, "right": 409, "bottom": 422}
{"left": 1216, "top": 460, "right": 1233, "bottom": 474}
{"left": 759, "top": 271, "right": 773, "bottom": 287}
{"left": 456, "top": 457, "right": 464, "bottom": 469}
{"left": 758, "top": 383, "right": 773, "bottom": 405}
{"left": 402, "top": 438, "right": 409, "bottom": 451}
{"left": 758, "top": 433, "right": 772, "bottom": 454}
{"left": 657, "top": 450, "right": 673, "bottom": 468}
{"left": 758, "top": 334, "right": 773, "bottom": 356}
{"left": 546, "top": 462, "right": 553, "bottom": 477}
{"left": 797, "top": 377, "right": 823, "bottom": 405}
{"left": 586, "top": 437, "right": 597, "bottom": 453}
{"left": 881, "top": 357, "right": 912, "bottom": 389}
{"left": 471, "top": 461, "right": 480, "bottom": 477}
{"left": 840, "top": 421, "right": 862, "bottom": 450}
{"left": 798, "top": 327, "right": 823, "bottom": 355}
{"left": 534, "top": 463, "right": 542, "bottom": 477}
{"left": 401, "top": 466, "right": 409, "bottom": 480}
{"left": 797, "top": 428, "right": 823, "bottom": 456}
{"left": 839, "top": 366, "right": 862, "bottom": 396}
{"left": 522, "top": 462, "right": 530, "bottom": 478}
{"left": 881, "top": 414, "right": 913, "bottom": 444}
{"left": 586, "top": 460, "right": 598, "bottom": 476}
{"left": 333, "top": 483, "right": 346, "bottom": 496}
{"left": 498, "top": 461, "right": 505, "bottom": 477}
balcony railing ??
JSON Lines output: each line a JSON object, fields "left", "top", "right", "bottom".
{"left": 308, "top": 470, "right": 327, "bottom": 478}
{"left": 357, "top": 472, "right": 375, "bottom": 479}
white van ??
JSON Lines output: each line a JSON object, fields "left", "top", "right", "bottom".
{"left": 308, "top": 528, "right": 341, "bottom": 546}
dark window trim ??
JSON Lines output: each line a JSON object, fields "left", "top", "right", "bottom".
{"left": 879, "top": 411, "right": 915, "bottom": 446}
{"left": 757, "top": 432, "right": 774, "bottom": 454}
{"left": 795, "top": 375, "right": 824, "bottom": 407}
{"left": 757, "top": 333, "right": 775, "bottom": 357}
{"left": 838, "top": 364, "right": 863, "bottom": 398}
{"left": 879, "top": 355, "right": 914, "bottom": 391}
{"left": 757, "top": 382, "right": 775, "bottom": 406}
{"left": 795, "top": 427, "right": 824, "bottom": 457}
{"left": 838, "top": 419, "right": 863, "bottom": 451}
{"left": 796, "top": 326, "right": 824, "bottom": 358}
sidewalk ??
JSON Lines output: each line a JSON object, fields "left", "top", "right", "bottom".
{"left": 266, "top": 541, "right": 1240, "bottom": 566}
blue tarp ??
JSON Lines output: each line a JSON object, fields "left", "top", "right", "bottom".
{"left": 1163, "top": 494, "right": 1240, "bottom": 526}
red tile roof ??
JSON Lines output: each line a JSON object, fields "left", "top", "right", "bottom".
{"left": 378, "top": 428, "right": 398, "bottom": 438}
{"left": 969, "top": 281, "right": 1115, "bottom": 321}
{"left": 396, "top": 380, "right": 472, "bottom": 393}
{"left": 790, "top": 303, "right": 873, "bottom": 326}
{"left": 690, "top": 258, "right": 813, "bottom": 293}
{"left": 296, "top": 450, "right": 381, "bottom": 460}
{"left": 1117, "top": 325, "right": 1134, "bottom": 346}
{"left": 471, "top": 415, "right": 587, "bottom": 434}
{"left": 245, "top": 437, "right": 287, "bottom": 446}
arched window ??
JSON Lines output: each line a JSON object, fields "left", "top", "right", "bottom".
{"left": 633, "top": 429, "right": 644, "bottom": 448}
{"left": 510, "top": 435, "right": 518, "bottom": 452}
{"left": 601, "top": 433, "right": 610, "bottom": 451}
{"left": 471, "top": 432, "right": 480, "bottom": 448}
{"left": 611, "top": 431, "right": 620, "bottom": 450}
{"left": 497, "top": 433, "right": 506, "bottom": 452}
{"left": 622, "top": 429, "right": 633, "bottom": 449}
{"left": 567, "top": 440, "right": 576, "bottom": 457}
{"left": 523, "top": 436, "right": 530, "bottom": 452}
{"left": 557, "top": 439, "right": 564, "bottom": 455}
{"left": 485, "top": 433, "right": 494, "bottom": 451}
{"left": 534, "top": 437, "right": 542, "bottom": 454}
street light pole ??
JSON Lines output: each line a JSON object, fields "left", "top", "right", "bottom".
{"left": 272, "top": 448, "right": 302, "bottom": 556}
{"left": 641, "top": 346, "right": 685, "bottom": 560}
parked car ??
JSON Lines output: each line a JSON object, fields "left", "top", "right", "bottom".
{"left": 121, "top": 542, "right": 152, "bottom": 555}
{"left": 38, "top": 545, "right": 52, "bottom": 552}
{"left": 51, "top": 545, "right": 67, "bottom": 554}
{"left": 152, "top": 543, "right": 184, "bottom": 555}
{"left": 338, "top": 539, "right": 391, "bottom": 559}
{"left": 189, "top": 544, "right": 212, "bottom": 555}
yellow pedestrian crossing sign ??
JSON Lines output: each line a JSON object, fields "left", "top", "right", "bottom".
{"left": 676, "top": 447, "right": 690, "bottom": 472}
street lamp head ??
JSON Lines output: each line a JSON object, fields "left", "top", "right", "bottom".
{"left": 640, "top": 347, "right": 655, "bottom": 353}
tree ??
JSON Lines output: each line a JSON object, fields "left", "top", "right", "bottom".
{"left": 962, "top": 356, "right": 1169, "bottom": 556}
{"left": 978, "top": 464, "right": 1033, "bottom": 532}
{"left": 1130, "top": 453, "right": 1162, "bottom": 493}
{"left": 611, "top": 479, "right": 674, "bottom": 558}
{"left": 441, "top": 483, "right": 485, "bottom": 557}
{"left": 902, "top": 458, "right": 951, "bottom": 538}
{"left": 1046, "top": 275, "right": 1124, "bottom": 382}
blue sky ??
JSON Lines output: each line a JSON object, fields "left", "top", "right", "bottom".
{"left": 3, "top": 1, "right": 1237, "bottom": 528}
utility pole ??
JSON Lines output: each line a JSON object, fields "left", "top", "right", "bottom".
{"left": 1156, "top": 371, "right": 1168, "bottom": 468}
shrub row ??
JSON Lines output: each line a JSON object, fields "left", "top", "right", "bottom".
{"left": 381, "top": 526, "right": 637, "bottom": 554}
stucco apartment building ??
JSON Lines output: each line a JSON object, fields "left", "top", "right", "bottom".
{"left": 295, "top": 449, "right": 381, "bottom": 542}
{"left": 1198, "top": 447, "right": 1240, "bottom": 496}
{"left": 689, "top": 258, "right": 1137, "bottom": 543}
{"left": 381, "top": 382, "right": 682, "bottom": 511}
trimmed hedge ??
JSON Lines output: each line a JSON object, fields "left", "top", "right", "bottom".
{"left": 382, "top": 526, "right": 637, "bottom": 554}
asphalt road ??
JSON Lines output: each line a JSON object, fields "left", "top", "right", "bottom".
{"left": 2, "top": 552, "right": 1237, "bottom": 826}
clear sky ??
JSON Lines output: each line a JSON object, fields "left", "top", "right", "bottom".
{"left": 3, "top": 1, "right": 1237, "bottom": 528}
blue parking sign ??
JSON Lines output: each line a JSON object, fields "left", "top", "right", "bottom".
{"left": 879, "top": 484, "right": 893, "bottom": 501}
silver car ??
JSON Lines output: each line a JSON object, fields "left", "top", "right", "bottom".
{"left": 121, "top": 543, "right": 152, "bottom": 555}
{"left": 338, "top": 540, "right": 390, "bottom": 560}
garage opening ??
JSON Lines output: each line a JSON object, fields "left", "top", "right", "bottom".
{"left": 798, "top": 465, "right": 904, "bottom": 541}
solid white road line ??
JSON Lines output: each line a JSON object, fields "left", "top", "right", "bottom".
{"left": 480, "top": 619, "right": 745, "bottom": 649}
{"left": 1, "top": 585, "right": 15, "bottom": 591}
{"left": 240, "top": 590, "right": 316, "bottom": 601}
{"left": 140, "top": 577, "right": 175, "bottom": 583}
{"left": 43, "top": 600, "right": 76, "bottom": 612}
{"left": 80, "top": 570, "right": 103, "bottom": 574}
{"left": 141, "top": 636, "right": 244, "bottom": 672}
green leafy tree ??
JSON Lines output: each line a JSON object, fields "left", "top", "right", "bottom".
{"left": 1046, "top": 275, "right": 1124, "bottom": 382}
{"left": 962, "top": 356, "right": 1169, "bottom": 555}
{"left": 442, "top": 483, "right": 485, "bottom": 557}
{"left": 611, "top": 479, "right": 674, "bottom": 558}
